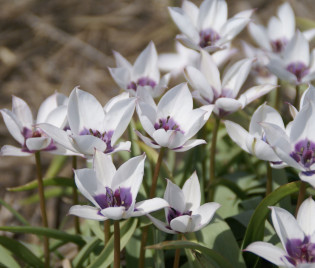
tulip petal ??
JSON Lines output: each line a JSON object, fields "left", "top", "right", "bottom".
{"left": 0, "top": 145, "right": 32, "bottom": 157}
{"left": 284, "top": 31, "right": 309, "bottom": 66}
{"left": 194, "top": 202, "right": 220, "bottom": 230}
{"left": 108, "top": 67, "right": 130, "bottom": 90}
{"left": 12, "top": 96, "right": 33, "bottom": 129}
{"left": 214, "top": 98, "right": 242, "bottom": 116}
{"left": 248, "top": 23, "right": 271, "bottom": 51}
{"left": 113, "top": 51, "right": 132, "bottom": 70}
{"left": 182, "top": 172, "right": 201, "bottom": 211}
{"left": 71, "top": 135, "right": 107, "bottom": 156}
{"left": 170, "top": 214, "right": 201, "bottom": 233}
{"left": 69, "top": 205, "right": 106, "bottom": 221}
{"left": 100, "top": 207, "right": 125, "bottom": 220}
{"left": 135, "top": 130, "right": 160, "bottom": 149}
{"left": 245, "top": 241, "right": 288, "bottom": 266}
{"left": 132, "top": 198, "right": 169, "bottom": 216}
{"left": 26, "top": 137, "right": 52, "bottom": 151}
{"left": 93, "top": 150, "right": 116, "bottom": 187}
{"left": 297, "top": 197, "right": 315, "bottom": 236}
{"left": 147, "top": 214, "right": 177, "bottom": 234}
{"left": 164, "top": 180, "right": 186, "bottom": 214}
{"left": 173, "top": 139, "right": 206, "bottom": 152}
{"left": 0, "top": 109, "right": 24, "bottom": 144}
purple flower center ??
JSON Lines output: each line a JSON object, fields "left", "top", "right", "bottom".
{"left": 154, "top": 116, "right": 184, "bottom": 133}
{"left": 21, "top": 127, "right": 56, "bottom": 153}
{"left": 286, "top": 62, "right": 309, "bottom": 82}
{"left": 290, "top": 139, "right": 315, "bottom": 169}
{"left": 167, "top": 207, "right": 192, "bottom": 225}
{"left": 127, "top": 77, "right": 156, "bottom": 91}
{"left": 285, "top": 237, "right": 315, "bottom": 265}
{"left": 199, "top": 28, "right": 220, "bottom": 48}
{"left": 80, "top": 128, "right": 114, "bottom": 153}
{"left": 271, "top": 38, "right": 288, "bottom": 53}
{"left": 94, "top": 187, "right": 132, "bottom": 211}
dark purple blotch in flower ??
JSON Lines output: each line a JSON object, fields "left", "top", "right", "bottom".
{"left": 285, "top": 237, "right": 315, "bottom": 265}
{"left": 271, "top": 38, "right": 288, "bottom": 53}
{"left": 286, "top": 62, "right": 309, "bottom": 82}
{"left": 199, "top": 28, "right": 220, "bottom": 48}
{"left": 290, "top": 139, "right": 315, "bottom": 169}
{"left": 21, "top": 127, "right": 57, "bottom": 153}
{"left": 154, "top": 116, "right": 184, "bottom": 133}
{"left": 167, "top": 207, "right": 192, "bottom": 225}
{"left": 94, "top": 187, "right": 132, "bottom": 211}
{"left": 127, "top": 77, "right": 156, "bottom": 91}
{"left": 80, "top": 128, "right": 115, "bottom": 153}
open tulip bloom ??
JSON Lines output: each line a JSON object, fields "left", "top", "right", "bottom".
{"left": 185, "top": 50, "right": 276, "bottom": 116}
{"left": 168, "top": 0, "right": 252, "bottom": 52}
{"left": 248, "top": 2, "right": 315, "bottom": 54}
{"left": 1, "top": 93, "right": 69, "bottom": 156}
{"left": 39, "top": 87, "right": 136, "bottom": 158}
{"left": 147, "top": 172, "right": 220, "bottom": 233}
{"left": 225, "top": 103, "right": 285, "bottom": 167}
{"left": 109, "top": 41, "right": 170, "bottom": 98}
{"left": 245, "top": 197, "right": 315, "bottom": 267}
{"left": 135, "top": 83, "right": 213, "bottom": 152}
{"left": 267, "top": 31, "right": 315, "bottom": 85}
{"left": 261, "top": 95, "right": 315, "bottom": 187}
{"left": 69, "top": 151, "right": 169, "bottom": 221}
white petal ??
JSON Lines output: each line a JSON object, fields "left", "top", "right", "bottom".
{"left": 164, "top": 179, "right": 186, "bottom": 213}
{"left": 168, "top": 7, "right": 199, "bottom": 42}
{"left": 0, "top": 109, "right": 24, "bottom": 144}
{"left": 69, "top": 205, "right": 106, "bottom": 221}
{"left": 0, "top": 145, "right": 32, "bottom": 157}
{"left": 110, "top": 141, "right": 131, "bottom": 154}
{"left": 248, "top": 23, "right": 271, "bottom": 51}
{"left": 267, "top": 58, "right": 297, "bottom": 84}
{"left": 277, "top": 2, "right": 295, "bottom": 39}
{"left": 290, "top": 101, "right": 315, "bottom": 144}
{"left": 176, "top": 34, "right": 200, "bottom": 51}
{"left": 214, "top": 98, "right": 242, "bottom": 116}
{"left": 297, "top": 197, "right": 315, "bottom": 236}
{"left": 147, "top": 214, "right": 176, "bottom": 234}
{"left": 152, "top": 73, "right": 170, "bottom": 98}
{"left": 170, "top": 215, "right": 200, "bottom": 233}
{"left": 12, "top": 96, "right": 33, "bottom": 129}
{"left": 185, "top": 66, "right": 214, "bottom": 103}
{"left": 104, "top": 97, "right": 136, "bottom": 144}
{"left": 260, "top": 122, "right": 301, "bottom": 170}
{"left": 244, "top": 241, "right": 288, "bottom": 266}
{"left": 152, "top": 129, "right": 185, "bottom": 149}
{"left": 157, "top": 83, "right": 192, "bottom": 121}
{"left": 158, "top": 53, "right": 187, "bottom": 74}
{"left": 132, "top": 41, "right": 159, "bottom": 82}
{"left": 108, "top": 67, "right": 130, "bottom": 90}
{"left": 132, "top": 198, "right": 169, "bottom": 216}
{"left": 198, "top": 0, "right": 227, "bottom": 31}
{"left": 222, "top": 58, "right": 253, "bottom": 98}
{"left": 38, "top": 123, "right": 78, "bottom": 153}
{"left": 238, "top": 84, "right": 277, "bottom": 108}
{"left": 246, "top": 138, "right": 281, "bottom": 162}
{"left": 100, "top": 207, "right": 125, "bottom": 220}
{"left": 104, "top": 92, "right": 130, "bottom": 113}
{"left": 68, "top": 87, "right": 105, "bottom": 134}
{"left": 71, "top": 135, "right": 107, "bottom": 156}
{"left": 225, "top": 120, "right": 252, "bottom": 154}
{"left": 37, "top": 92, "right": 67, "bottom": 124}
{"left": 182, "top": 172, "right": 200, "bottom": 211}
{"left": 249, "top": 103, "right": 284, "bottom": 137}
{"left": 271, "top": 206, "right": 305, "bottom": 249}
{"left": 193, "top": 202, "right": 220, "bottom": 230}
{"left": 173, "top": 139, "right": 206, "bottom": 152}
{"left": 284, "top": 31, "right": 310, "bottom": 66}
{"left": 181, "top": 0, "right": 199, "bottom": 26}
{"left": 200, "top": 50, "right": 221, "bottom": 94}
{"left": 26, "top": 137, "right": 51, "bottom": 151}
{"left": 299, "top": 171, "right": 315, "bottom": 189}
{"left": 303, "top": 29, "right": 315, "bottom": 42}
{"left": 113, "top": 51, "right": 132, "bottom": 70}
{"left": 44, "top": 105, "right": 67, "bottom": 129}
{"left": 74, "top": 168, "right": 105, "bottom": 208}
{"left": 93, "top": 150, "right": 116, "bottom": 187}
{"left": 135, "top": 131, "right": 161, "bottom": 149}
{"left": 111, "top": 154, "right": 145, "bottom": 203}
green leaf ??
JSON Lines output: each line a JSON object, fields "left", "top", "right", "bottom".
{"left": 0, "top": 226, "right": 85, "bottom": 247}
{"left": 147, "top": 240, "right": 234, "bottom": 268}
{"left": 72, "top": 237, "right": 102, "bottom": 268}
{"left": 0, "top": 236, "right": 44, "bottom": 267}
{"left": 241, "top": 181, "right": 301, "bottom": 266}
{"left": 88, "top": 218, "right": 138, "bottom": 268}
{"left": 210, "top": 178, "right": 247, "bottom": 200}
{"left": 0, "top": 197, "right": 29, "bottom": 225}
{"left": 8, "top": 177, "right": 74, "bottom": 192}
{"left": 296, "top": 17, "right": 315, "bottom": 31}
{"left": 0, "top": 244, "right": 20, "bottom": 268}
{"left": 23, "top": 187, "right": 72, "bottom": 204}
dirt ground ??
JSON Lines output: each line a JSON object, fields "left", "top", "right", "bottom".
{"left": 0, "top": 0, "right": 314, "bottom": 262}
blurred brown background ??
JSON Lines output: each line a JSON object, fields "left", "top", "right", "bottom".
{"left": 0, "top": 0, "right": 314, "bottom": 254}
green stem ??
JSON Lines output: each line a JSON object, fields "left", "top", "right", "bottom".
{"left": 294, "top": 85, "right": 300, "bottom": 109}
{"left": 114, "top": 221, "right": 120, "bottom": 268}
{"left": 275, "top": 86, "right": 281, "bottom": 111}
{"left": 173, "top": 234, "right": 183, "bottom": 268}
{"left": 104, "top": 220, "right": 110, "bottom": 247}
{"left": 266, "top": 164, "right": 272, "bottom": 196}
{"left": 295, "top": 181, "right": 306, "bottom": 217}
{"left": 207, "top": 116, "right": 220, "bottom": 201}
{"left": 72, "top": 156, "right": 81, "bottom": 234}
{"left": 139, "top": 147, "right": 165, "bottom": 268}
{"left": 35, "top": 152, "right": 50, "bottom": 268}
